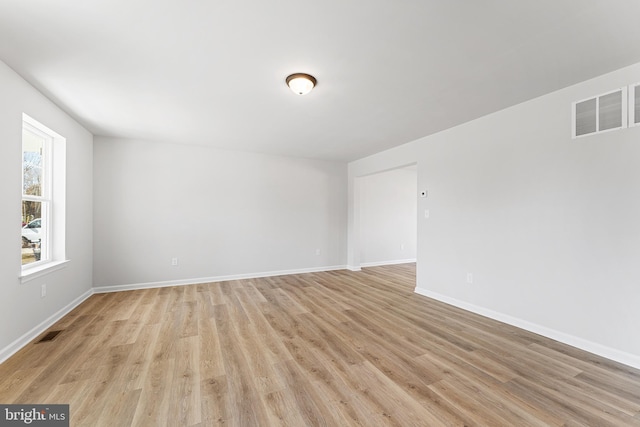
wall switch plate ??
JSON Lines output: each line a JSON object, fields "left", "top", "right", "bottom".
{"left": 466, "top": 273, "right": 473, "bottom": 284}
{"left": 171, "top": 257, "right": 179, "bottom": 266}
{"left": 424, "top": 209, "right": 430, "bottom": 218}
{"left": 315, "top": 249, "right": 321, "bottom": 256}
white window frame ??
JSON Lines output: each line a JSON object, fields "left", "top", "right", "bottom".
{"left": 22, "top": 121, "right": 52, "bottom": 264}
{"left": 629, "top": 82, "right": 640, "bottom": 128}
{"left": 572, "top": 87, "right": 628, "bottom": 138}
{"left": 20, "top": 114, "right": 68, "bottom": 282}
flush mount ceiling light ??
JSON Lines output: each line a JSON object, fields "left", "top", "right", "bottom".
{"left": 286, "top": 73, "right": 317, "bottom": 95}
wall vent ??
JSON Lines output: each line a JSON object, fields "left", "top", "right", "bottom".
{"left": 572, "top": 87, "right": 627, "bottom": 138}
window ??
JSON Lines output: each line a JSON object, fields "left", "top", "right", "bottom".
{"left": 630, "top": 83, "right": 640, "bottom": 128}
{"left": 21, "top": 114, "right": 66, "bottom": 276}
{"left": 572, "top": 87, "right": 627, "bottom": 138}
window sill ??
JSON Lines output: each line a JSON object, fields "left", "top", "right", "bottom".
{"left": 20, "top": 259, "right": 70, "bottom": 284}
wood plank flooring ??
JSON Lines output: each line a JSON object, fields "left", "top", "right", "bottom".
{"left": 1, "top": 263, "right": 640, "bottom": 426}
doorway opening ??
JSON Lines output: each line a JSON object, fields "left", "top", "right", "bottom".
{"left": 354, "top": 164, "right": 417, "bottom": 288}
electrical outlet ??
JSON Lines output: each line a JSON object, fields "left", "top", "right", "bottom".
{"left": 424, "top": 209, "right": 430, "bottom": 218}
{"left": 171, "top": 257, "right": 179, "bottom": 266}
{"left": 466, "top": 273, "right": 473, "bottom": 284}
{"left": 41, "top": 284, "right": 46, "bottom": 298}
{"left": 400, "top": 243, "right": 405, "bottom": 250}
{"left": 315, "top": 249, "right": 321, "bottom": 256}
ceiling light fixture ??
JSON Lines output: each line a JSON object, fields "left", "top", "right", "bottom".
{"left": 286, "top": 73, "right": 317, "bottom": 95}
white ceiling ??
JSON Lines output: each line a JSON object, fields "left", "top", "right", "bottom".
{"left": 2, "top": 0, "right": 640, "bottom": 161}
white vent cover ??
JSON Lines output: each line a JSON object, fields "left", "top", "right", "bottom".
{"left": 572, "top": 87, "right": 627, "bottom": 138}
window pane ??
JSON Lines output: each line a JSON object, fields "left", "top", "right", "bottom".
{"left": 635, "top": 85, "right": 640, "bottom": 125}
{"left": 22, "top": 200, "right": 45, "bottom": 265}
{"left": 599, "top": 90, "right": 622, "bottom": 131}
{"left": 575, "top": 98, "right": 597, "bottom": 136}
{"left": 22, "top": 128, "right": 45, "bottom": 197}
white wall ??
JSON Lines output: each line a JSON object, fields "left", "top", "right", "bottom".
{"left": 93, "top": 137, "right": 347, "bottom": 288}
{"left": 348, "top": 61, "right": 640, "bottom": 368}
{"left": 0, "top": 60, "right": 93, "bottom": 359}
{"left": 359, "top": 167, "right": 416, "bottom": 265}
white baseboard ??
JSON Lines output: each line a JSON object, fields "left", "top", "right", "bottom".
{"left": 93, "top": 265, "right": 348, "bottom": 294}
{"left": 0, "top": 289, "right": 94, "bottom": 364}
{"left": 360, "top": 259, "right": 416, "bottom": 268}
{"left": 414, "top": 287, "right": 640, "bottom": 370}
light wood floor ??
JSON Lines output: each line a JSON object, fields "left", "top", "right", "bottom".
{"left": 1, "top": 264, "right": 640, "bottom": 426}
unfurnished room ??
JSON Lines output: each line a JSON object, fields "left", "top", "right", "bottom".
{"left": 1, "top": 1, "right": 640, "bottom": 426}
